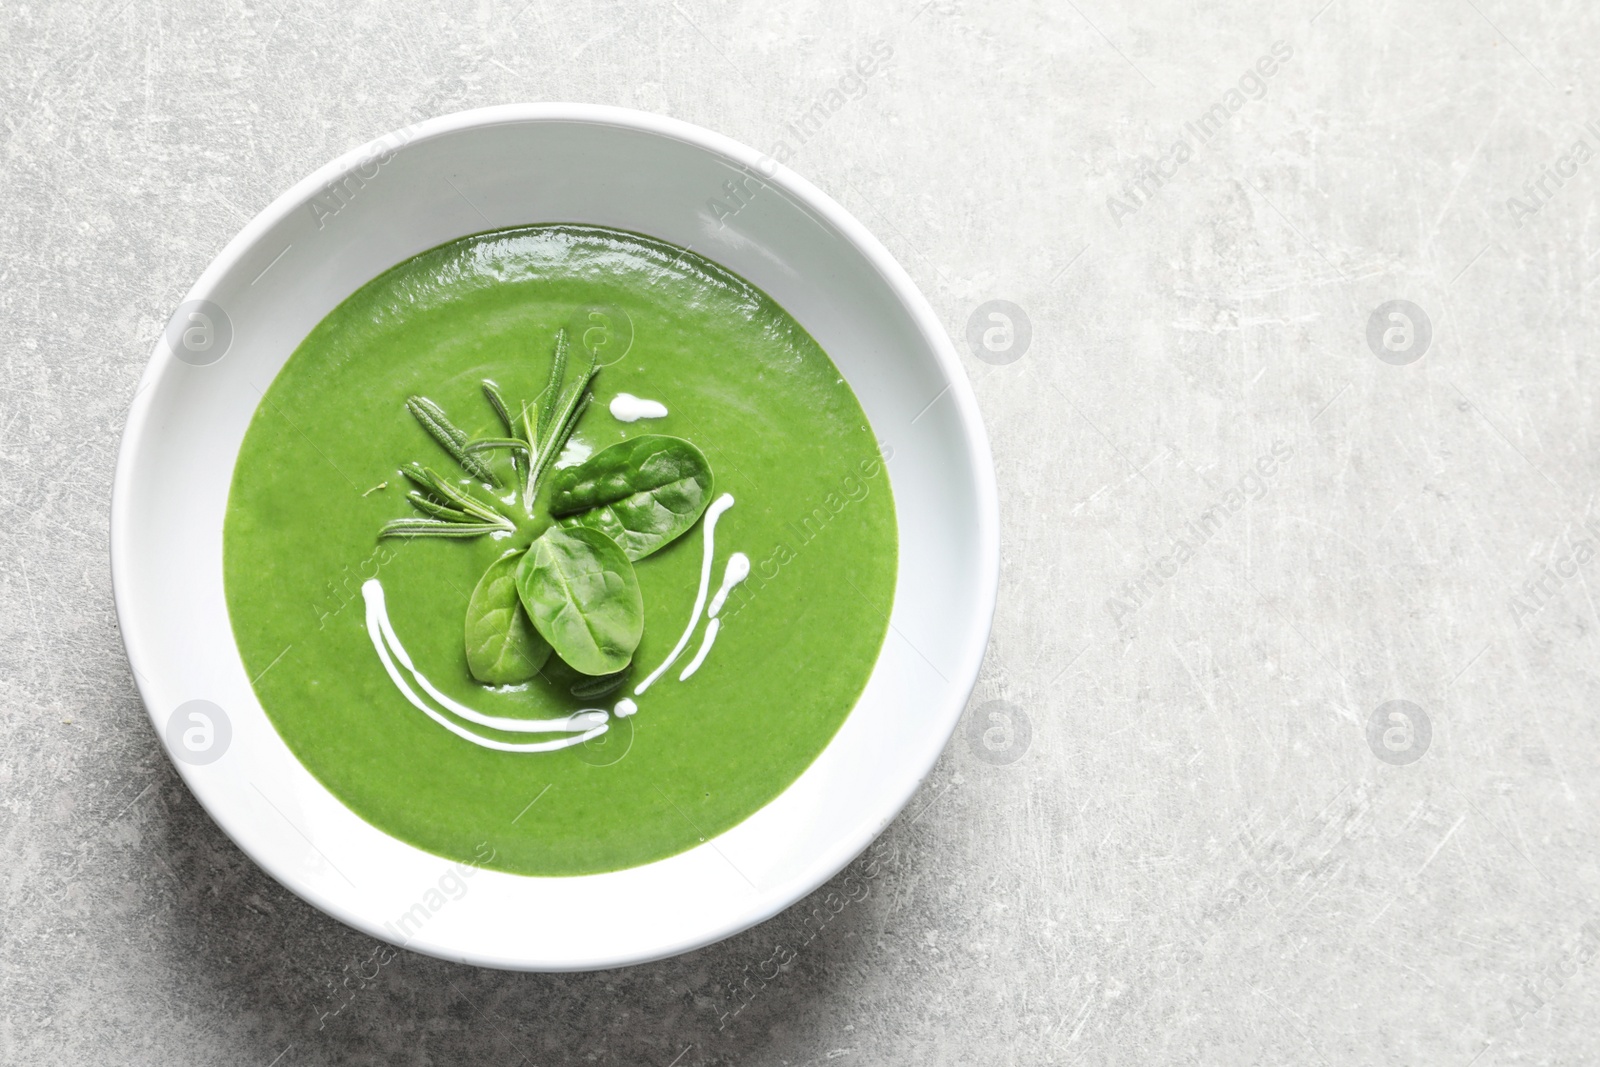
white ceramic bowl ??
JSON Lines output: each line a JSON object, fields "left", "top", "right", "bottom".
{"left": 111, "top": 104, "right": 997, "bottom": 970}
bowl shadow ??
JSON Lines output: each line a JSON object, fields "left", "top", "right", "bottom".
{"left": 141, "top": 761, "right": 935, "bottom": 1066}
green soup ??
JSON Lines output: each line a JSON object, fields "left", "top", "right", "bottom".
{"left": 223, "top": 225, "right": 897, "bottom": 875}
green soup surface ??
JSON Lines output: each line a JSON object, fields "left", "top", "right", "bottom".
{"left": 223, "top": 225, "right": 897, "bottom": 875}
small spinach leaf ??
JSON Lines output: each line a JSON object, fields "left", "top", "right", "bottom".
{"left": 464, "top": 551, "right": 551, "bottom": 684}
{"left": 548, "top": 435, "right": 713, "bottom": 560}
{"left": 515, "top": 526, "right": 644, "bottom": 676}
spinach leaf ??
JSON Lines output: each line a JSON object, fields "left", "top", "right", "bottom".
{"left": 548, "top": 435, "right": 713, "bottom": 560}
{"left": 515, "top": 526, "right": 644, "bottom": 676}
{"left": 464, "top": 551, "right": 551, "bottom": 684}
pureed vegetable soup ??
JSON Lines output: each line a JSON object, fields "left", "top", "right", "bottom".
{"left": 223, "top": 225, "right": 897, "bottom": 875}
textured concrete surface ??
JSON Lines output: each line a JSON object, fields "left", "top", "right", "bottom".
{"left": 4, "top": 0, "right": 1600, "bottom": 1063}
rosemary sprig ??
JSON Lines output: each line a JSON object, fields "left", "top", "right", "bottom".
{"left": 538, "top": 328, "right": 569, "bottom": 444}
{"left": 530, "top": 390, "right": 591, "bottom": 496}
{"left": 380, "top": 518, "right": 509, "bottom": 539}
{"left": 527, "top": 350, "right": 600, "bottom": 501}
{"left": 406, "top": 396, "right": 499, "bottom": 486}
{"left": 384, "top": 328, "right": 601, "bottom": 540}
{"left": 400, "top": 463, "right": 516, "bottom": 532}
{"left": 464, "top": 437, "right": 532, "bottom": 459}
{"left": 405, "top": 491, "right": 473, "bottom": 522}
{"left": 481, "top": 382, "right": 518, "bottom": 438}
{"left": 520, "top": 398, "right": 538, "bottom": 478}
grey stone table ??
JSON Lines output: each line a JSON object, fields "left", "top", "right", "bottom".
{"left": 4, "top": 1, "right": 1598, "bottom": 1063}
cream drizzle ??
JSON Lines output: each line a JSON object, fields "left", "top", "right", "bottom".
{"left": 679, "top": 552, "right": 749, "bottom": 682}
{"left": 362, "top": 580, "right": 607, "bottom": 752}
{"left": 679, "top": 619, "right": 720, "bottom": 681}
{"left": 635, "top": 493, "right": 735, "bottom": 694}
{"left": 614, "top": 698, "right": 638, "bottom": 718}
{"left": 707, "top": 552, "right": 751, "bottom": 618}
{"left": 609, "top": 393, "right": 668, "bottom": 422}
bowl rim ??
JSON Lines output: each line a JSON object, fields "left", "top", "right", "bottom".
{"left": 110, "top": 102, "right": 999, "bottom": 970}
